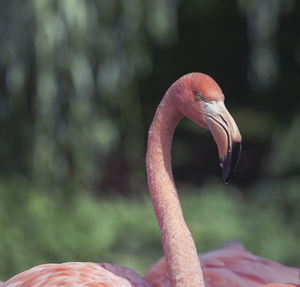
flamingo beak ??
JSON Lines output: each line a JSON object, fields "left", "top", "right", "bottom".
{"left": 203, "top": 101, "right": 242, "bottom": 183}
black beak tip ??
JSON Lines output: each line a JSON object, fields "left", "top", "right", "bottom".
{"left": 220, "top": 141, "right": 242, "bottom": 184}
{"left": 222, "top": 164, "right": 231, "bottom": 184}
{"left": 223, "top": 174, "right": 230, "bottom": 185}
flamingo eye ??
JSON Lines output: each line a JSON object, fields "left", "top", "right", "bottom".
{"left": 196, "top": 93, "right": 203, "bottom": 101}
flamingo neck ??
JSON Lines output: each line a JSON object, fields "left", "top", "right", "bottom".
{"left": 146, "top": 93, "right": 205, "bottom": 287}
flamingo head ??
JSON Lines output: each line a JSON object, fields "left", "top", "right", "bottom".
{"left": 172, "top": 73, "right": 242, "bottom": 183}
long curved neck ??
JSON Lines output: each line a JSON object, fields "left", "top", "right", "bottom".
{"left": 146, "top": 93, "right": 205, "bottom": 287}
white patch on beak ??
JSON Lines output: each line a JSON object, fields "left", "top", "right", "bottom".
{"left": 200, "top": 100, "right": 226, "bottom": 117}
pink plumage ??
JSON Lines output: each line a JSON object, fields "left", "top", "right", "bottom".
{"left": 3, "top": 262, "right": 150, "bottom": 287}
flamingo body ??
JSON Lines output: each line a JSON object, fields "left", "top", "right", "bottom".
{"left": 3, "top": 262, "right": 150, "bottom": 287}
{"left": 146, "top": 245, "right": 299, "bottom": 287}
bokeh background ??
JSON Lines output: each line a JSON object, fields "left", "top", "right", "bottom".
{"left": 0, "top": 0, "right": 300, "bottom": 281}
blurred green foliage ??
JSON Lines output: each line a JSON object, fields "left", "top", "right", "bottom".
{"left": 0, "top": 0, "right": 300, "bottom": 281}
{"left": 0, "top": 0, "right": 179, "bottom": 193}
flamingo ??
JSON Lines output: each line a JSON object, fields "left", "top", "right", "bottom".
{"left": 2, "top": 73, "right": 298, "bottom": 286}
